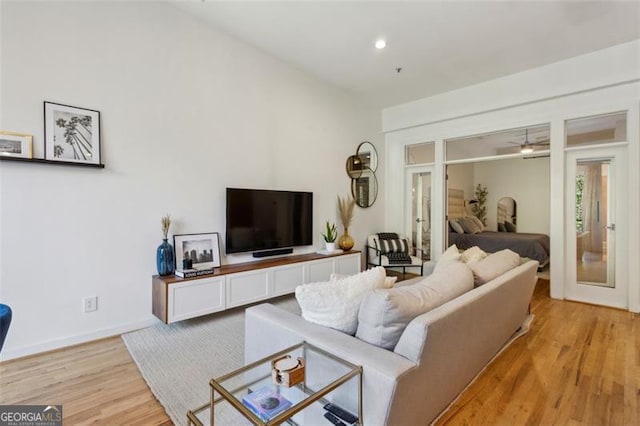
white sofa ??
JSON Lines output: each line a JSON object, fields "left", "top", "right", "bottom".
{"left": 244, "top": 260, "right": 538, "bottom": 425}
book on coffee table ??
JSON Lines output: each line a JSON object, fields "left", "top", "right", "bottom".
{"left": 241, "top": 386, "right": 292, "bottom": 421}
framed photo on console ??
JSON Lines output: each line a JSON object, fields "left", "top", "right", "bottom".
{"left": 174, "top": 232, "right": 221, "bottom": 270}
{"left": 44, "top": 101, "right": 101, "bottom": 165}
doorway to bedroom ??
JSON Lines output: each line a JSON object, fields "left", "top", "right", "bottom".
{"left": 443, "top": 124, "right": 552, "bottom": 270}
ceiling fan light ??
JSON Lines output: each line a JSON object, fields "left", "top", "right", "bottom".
{"left": 520, "top": 145, "right": 534, "bottom": 154}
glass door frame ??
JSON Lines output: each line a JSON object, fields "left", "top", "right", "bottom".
{"left": 565, "top": 146, "right": 628, "bottom": 309}
{"left": 405, "top": 165, "right": 434, "bottom": 261}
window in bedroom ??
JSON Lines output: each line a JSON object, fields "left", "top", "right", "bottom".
{"left": 445, "top": 124, "right": 550, "bottom": 161}
{"left": 405, "top": 142, "right": 435, "bottom": 165}
{"left": 565, "top": 112, "right": 627, "bottom": 148}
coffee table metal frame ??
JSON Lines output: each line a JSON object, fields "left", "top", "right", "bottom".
{"left": 187, "top": 341, "right": 363, "bottom": 426}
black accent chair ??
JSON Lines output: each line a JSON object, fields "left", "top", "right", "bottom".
{"left": 365, "top": 234, "right": 425, "bottom": 277}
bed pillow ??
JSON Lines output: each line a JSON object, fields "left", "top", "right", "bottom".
{"left": 434, "top": 244, "right": 461, "bottom": 272}
{"left": 458, "top": 217, "right": 481, "bottom": 234}
{"left": 468, "top": 249, "right": 520, "bottom": 286}
{"left": 498, "top": 222, "right": 507, "bottom": 232}
{"left": 295, "top": 266, "right": 387, "bottom": 334}
{"left": 460, "top": 246, "right": 488, "bottom": 264}
{"left": 449, "top": 219, "right": 464, "bottom": 234}
{"left": 469, "top": 216, "right": 485, "bottom": 232}
{"left": 504, "top": 221, "right": 517, "bottom": 232}
{"left": 356, "top": 261, "right": 474, "bottom": 349}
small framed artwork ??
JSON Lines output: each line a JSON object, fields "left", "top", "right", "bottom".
{"left": 174, "top": 232, "right": 221, "bottom": 270}
{"left": 0, "top": 131, "right": 33, "bottom": 159}
{"left": 44, "top": 101, "right": 101, "bottom": 164}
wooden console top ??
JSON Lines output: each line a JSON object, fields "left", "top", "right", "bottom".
{"left": 153, "top": 250, "right": 361, "bottom": 284}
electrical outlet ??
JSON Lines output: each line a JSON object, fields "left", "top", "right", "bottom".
{"left": 83, "top": 296, "right": 98, "bottom": 313}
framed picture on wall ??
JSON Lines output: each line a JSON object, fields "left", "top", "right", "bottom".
{"left": 44, "top": 101, "right": 101, "bottom": 165}
{"left": 174, "top": 232, "right": 221, "bottom": 270}
{"left": 0, "top": 131, "right": 33, "bottom": 159}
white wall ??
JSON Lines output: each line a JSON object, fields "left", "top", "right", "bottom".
{"left": 383, "top": 40, "right": 640, "bottom": 132}
{"left": 446, "top": 158, "right": 550, "bottom": 234}
{"left": 0, "top": 1, "right": 383, "bottom": 359}
{"left": 446, "top": 163, "right": 475, "bottom": 202}
{"left": 474, "top": 157, "right": 550, "bottom": 233}
{"left": 384, "top": 40, "right": 640, "bottom": 312}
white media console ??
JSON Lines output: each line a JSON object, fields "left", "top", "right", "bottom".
{"left": 152, "top": 251, "right": 361, "bottom": 323}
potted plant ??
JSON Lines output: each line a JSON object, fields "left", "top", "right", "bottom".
{"left": 471, "top": 184, "right": 488, "bottom": 225}
{"left": 321, "top": 221, "right": 338, "bottom": 252}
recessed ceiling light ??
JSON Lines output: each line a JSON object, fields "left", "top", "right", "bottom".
{"left": 375, "top": 39, "right": 386, "bottom": 49}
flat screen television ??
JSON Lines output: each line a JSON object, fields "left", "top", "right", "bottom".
{"left": 226, "top": 188, "right": 313, "bottom": 255}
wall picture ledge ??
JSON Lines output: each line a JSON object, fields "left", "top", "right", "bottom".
{"left": 0, "top": 131, "right": 33, "bottom": 159}
{"left": 44, "top": 101, "right": 102, "bottom": 166}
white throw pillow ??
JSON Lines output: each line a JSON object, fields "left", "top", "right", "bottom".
{"left": 295, "top": 266, "right": 387, "bottom": 334}
{"left": 330, "top": 272, "right": 397, "bottom": 289}
{"left": 460, "top": 246, "right": 488, "bottom": 264}
{"left": 468, "top": 249, "right": 520, "bottom": 286}
{"left": 434, "top": 244, "right": 461, "bottom": 272}
{"left": 355, "top": 261, "right": 474, "bottom": 350}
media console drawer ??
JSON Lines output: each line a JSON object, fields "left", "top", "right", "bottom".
{"left": 226, "top": 270, "right": 270, "bottom": 308}
{"left": 152, "top": 251, "right": 361, "bottom": 323}
{"left": 169, "top": 277, "right": 225, "bottom": 323}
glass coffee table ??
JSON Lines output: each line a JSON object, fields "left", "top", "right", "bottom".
{"left": 187, "top": 341, "right": 363, "bottom": 425}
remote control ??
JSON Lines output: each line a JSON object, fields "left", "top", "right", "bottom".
{"left": 323, "top": 403, "right": 358, "bottom": 424}
{"left": 324, "top": 412, "right": 347, "bottom": 426}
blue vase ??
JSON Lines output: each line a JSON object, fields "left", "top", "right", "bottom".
{"left": 156, "top": 238, "right": 175, "bottom": 276}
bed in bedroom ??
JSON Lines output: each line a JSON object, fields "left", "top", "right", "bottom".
{"left": 448, "top": 188, "right": 550, "bottom": 267}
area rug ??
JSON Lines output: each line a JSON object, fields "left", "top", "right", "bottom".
{"left": 122, "top": 296, "right": 300, "bottom": 425}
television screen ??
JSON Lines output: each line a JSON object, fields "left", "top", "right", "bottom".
{"left": 226, "top": 188, "right": 313, "bottom": 254}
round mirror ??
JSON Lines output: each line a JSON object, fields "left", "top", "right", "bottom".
{"left": 356, "top": 141, "right": 378, "bottom": 172}
{"left": 345, "top": 155, "right": 363, "bottom": 179}
{"left": 351, "top": 167, "right": 378, "bottom": 208}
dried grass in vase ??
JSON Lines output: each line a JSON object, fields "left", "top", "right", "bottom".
{"left": 337, "top": 195, "right": 355, "bottom": 229}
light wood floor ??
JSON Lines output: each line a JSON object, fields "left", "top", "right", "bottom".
{"left": 0, "top": 279, "right": 637, "bottom": 425}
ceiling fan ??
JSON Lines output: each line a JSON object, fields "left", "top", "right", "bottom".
{"left": 509, "top": 129, "right": 550, "bottom": 153}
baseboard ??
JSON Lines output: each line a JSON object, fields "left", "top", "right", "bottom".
{"left": 0, "top": 317, "right": 159, "bottom": 362}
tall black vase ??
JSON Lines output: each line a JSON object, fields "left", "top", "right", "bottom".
{"left": 156, "top": 238, "right": 175, "bottom": 276}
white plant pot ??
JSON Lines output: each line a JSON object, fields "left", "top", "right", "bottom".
{"left": 325, "top": 242, "right": 336, "bottom": 252}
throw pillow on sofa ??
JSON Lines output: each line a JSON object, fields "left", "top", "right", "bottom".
{"left": 460, "top": 246, "right": 488, "bottom": 264}
{"left": 433, "top": 244, "right": 460, "bottom": 272}
{"left": 295, "top": 266, "right": 387, "bottom": 335}
{"left": 330, "top": 273, "right": 397, "bottom": 288}
{"left": 468, "top": 249, "right": 520, "bottom": 286}
{"left": 355, "top": 261, "right": 474, "bottom": 350}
